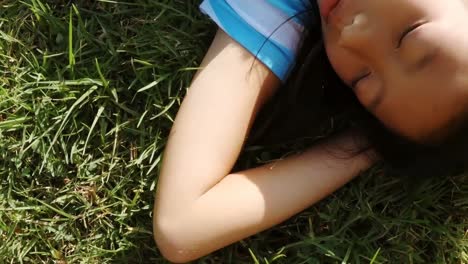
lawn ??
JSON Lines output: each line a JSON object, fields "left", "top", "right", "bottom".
{"left": 0, "top": 0, "right": 467, "bottom": 263}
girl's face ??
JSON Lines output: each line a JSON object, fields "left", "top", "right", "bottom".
{"left": 319, "top": 0, "right": 468, "bottom": 142}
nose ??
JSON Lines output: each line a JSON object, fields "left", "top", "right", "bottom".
{"left": 338, "top": 13, "right": 374, "bottom": 53}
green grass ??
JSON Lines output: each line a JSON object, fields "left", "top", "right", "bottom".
{"left": 0, "top": 0, "right": 467, "bottom": 263}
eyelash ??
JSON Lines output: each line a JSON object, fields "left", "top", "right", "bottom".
{"left": 351, "top": 72, "right": 371, "bottom": 89}
{"left": 351, "top": 21, "right": 427, "bottom": 88}
{"left": 397, "top": 21, "right": 426, "bottom": 48}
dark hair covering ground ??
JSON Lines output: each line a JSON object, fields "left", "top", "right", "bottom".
{"left": 248, "top": 0, "right": 468, "bottom": 183}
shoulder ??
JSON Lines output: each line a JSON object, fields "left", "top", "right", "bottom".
{"left": 200, "top": 0, "right": 317, "bottom": 81}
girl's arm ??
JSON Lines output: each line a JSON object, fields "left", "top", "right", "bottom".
{"left": 153, "top": 29, "right": 375, "bottom": 263}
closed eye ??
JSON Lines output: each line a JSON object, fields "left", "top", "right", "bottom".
{"left": 351, "top": 72, "right": 371, "bottom": 89}
{"left": 397, "top": 21, "right": 427, "bottom": 48}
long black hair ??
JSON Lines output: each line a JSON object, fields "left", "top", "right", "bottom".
{"left": 248, "top": 1, "right": 468, "bottom": 181}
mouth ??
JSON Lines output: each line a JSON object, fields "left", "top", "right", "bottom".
{"left": 319, "top": 0, "right": 342, "bottom": 22}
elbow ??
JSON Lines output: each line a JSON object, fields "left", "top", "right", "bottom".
{"left": 153, "top": 215, "right": 199, "bottom": 263}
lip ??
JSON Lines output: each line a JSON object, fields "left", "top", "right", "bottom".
{"left": 319, "top": 0, "right": 342, "bottom": 22}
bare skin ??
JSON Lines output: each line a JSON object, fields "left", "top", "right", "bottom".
{"left": 320, "top": 0, "right": 468, "bottom": 142}
{"left": 154, "top": 0, "right": 468, "bottom": 262}
{"left": 153, "top": 30, "right": 375, "bottom": 263}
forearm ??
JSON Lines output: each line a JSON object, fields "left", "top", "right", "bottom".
{"left": 156, "top": 132, "right": 375, "bottom": 263}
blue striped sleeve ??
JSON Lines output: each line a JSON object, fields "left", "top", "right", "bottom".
{"left": 200, "top": 0, "right": 313, "bottom": 82}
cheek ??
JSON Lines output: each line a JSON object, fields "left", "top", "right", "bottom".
{"left": 372, "top": 81, "right": 465, "bottom": 142}
{"left": 324, "top": 44, "right": 356, "bottom": 85}
{"left": 372, "top": 96, "right": 437, "bottom": 142}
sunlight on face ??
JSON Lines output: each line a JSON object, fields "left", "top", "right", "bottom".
{"left": 319, "top": 0, "right": 468, "bottom": 142}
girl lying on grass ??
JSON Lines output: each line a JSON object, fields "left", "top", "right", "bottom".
{"left": 153, "top": 0, "right": 468, "bottom": 262}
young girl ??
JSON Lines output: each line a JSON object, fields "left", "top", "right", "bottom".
{"left": 153, "top": 0, "right": 468, "bottom": 262}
